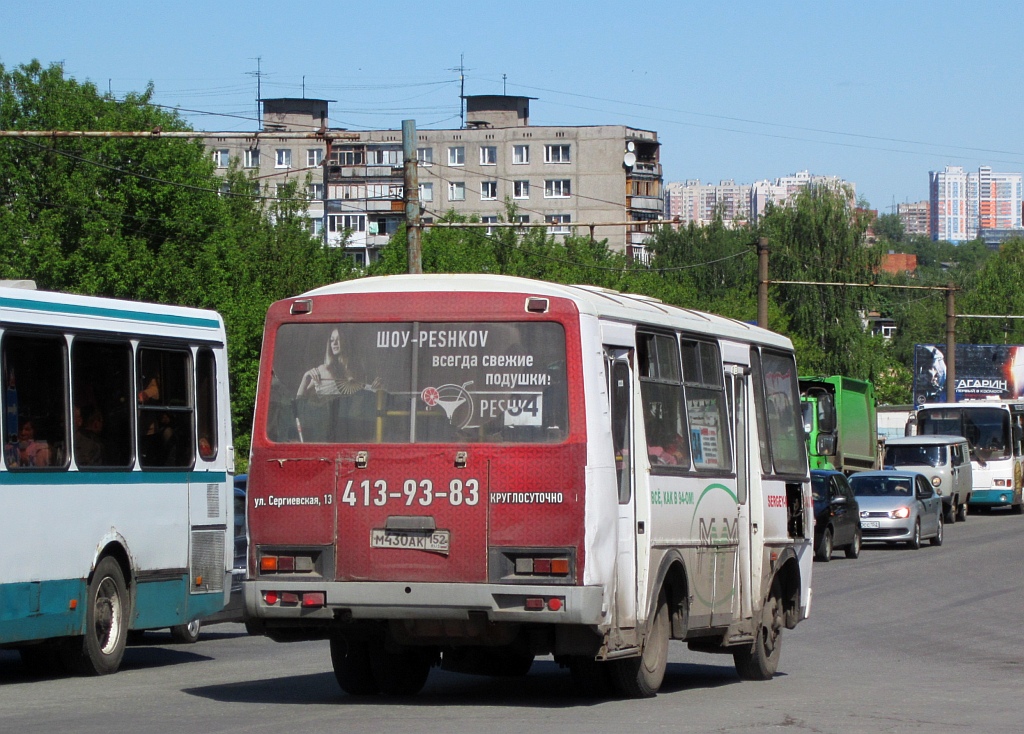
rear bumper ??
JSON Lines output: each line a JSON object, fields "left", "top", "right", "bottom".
{"left": 969, "top": 489, "right": 1020, "bottom": 506}
{"left": 244, "top": 580, "right": 605, "bottom": 626}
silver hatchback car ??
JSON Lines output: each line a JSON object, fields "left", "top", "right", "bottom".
{"left": 848, "top": 470, "right": 944, "bottom": 549}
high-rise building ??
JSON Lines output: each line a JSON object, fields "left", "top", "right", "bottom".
{"left": 665, "top": 171, "right": 854, "bottom": 228}
{"left": 929, "top": 165, "right": 1022, "bottom": 242}
{"left": 664, "top": 180, "right": 751, "bottom": 227}
{"left": 897, "top": 201, "right": 930, "bottom": 238}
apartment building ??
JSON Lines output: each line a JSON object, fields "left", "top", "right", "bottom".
{"left": 664, "top": 179, "right": 751, "bottom": 227}
{"left": 665, "top": 171, "right": 855, "bottom": 228}
{"left": 208, "top": 98, "right": 330, "bottom": 236}
{"left": 207, "top": 96, "right": 663, "bottom": 265}
{"left": 930, "top": 165, "right": 1023, "bottom": 242}
{"left": 326, "top": 95, "right": 662, "bottom": 264}
{"left": 897, "top": 200, "right": 930, "bottom": 238}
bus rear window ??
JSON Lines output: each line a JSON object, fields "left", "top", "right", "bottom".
{"left": 266, "top": 321, "right": 568, "bottom": 444}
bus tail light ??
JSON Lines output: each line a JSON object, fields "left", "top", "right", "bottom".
{"left": 514, "top": 556, "right": 570, "bottom": 577}
{"left": 302, "top": 592, "right": 326, "bottom": 608}
{"left": 525, "top": 597, "right": 564, "bottom": 611}
{"left": 994, "top": 478, "right": 1011, "bottom": 487}
{"left": 259, "top": 551, "right": 319, "bottom": 575}
{"left": 262, "top": 590, "right": 326, "bottom": 608}
{"left": 492, "top": 548, "right": 576, "bottom": 583}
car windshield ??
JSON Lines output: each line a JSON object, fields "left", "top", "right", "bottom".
{"left": 884, "top": 444, "right": 945, "bottom": 467}
{"left": 811, "top": 475, "right": 828, "bottom": 502}
{"left": 850, "top": 476, "right": 915, "bottom": 497}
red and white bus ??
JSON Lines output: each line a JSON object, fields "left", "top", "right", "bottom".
{"left": 244, "top": 274, "right": 812, "bottom": 698}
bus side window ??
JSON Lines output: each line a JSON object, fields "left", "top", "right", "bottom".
{"left": 638, "top": 332, "right": 690, "bottom": 470}
{"left": 196, "top": 349, "right": 218, "bottom": 460}
{"left": 137, "top": 348, "right": 195, "bottom": 469}
{"left": 72, "top": 340, "right": 133, "bottom": 469}
{"left": 3, "top": 334, "right": 69, "bottom": 469}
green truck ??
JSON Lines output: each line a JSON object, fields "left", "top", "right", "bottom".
{"left": 800, "top": 376, "right": 879, "bottom": 473}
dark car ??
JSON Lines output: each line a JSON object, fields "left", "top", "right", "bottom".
{"left": 811, "top": 470, "right": 862, "bottom": 561}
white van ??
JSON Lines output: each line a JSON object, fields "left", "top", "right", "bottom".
{"left": 883, "top": 435, "right": 972, "bottom": 522}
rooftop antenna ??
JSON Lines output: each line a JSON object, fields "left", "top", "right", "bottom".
{"left": 503, "top": 74, "right": 507, "bottom": 95}
{"left": 302, "top": 75, "right": 306, "bottom": 99}
{"left": 246, "top": 57, "right": 264, "bottom": 128}
{"left": 448, "top": 54, "right": 470, "bottom": 128}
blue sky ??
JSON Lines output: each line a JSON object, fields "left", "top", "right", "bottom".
{"left": 4, "top": 1, "right": 1024, "bottom": 212}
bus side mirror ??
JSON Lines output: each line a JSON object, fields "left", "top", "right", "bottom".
{"left": 816, "top": 434, "right": 837, "bottom": 456}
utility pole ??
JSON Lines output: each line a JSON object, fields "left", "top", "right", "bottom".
{"left": 402, "top": 120, "right": 422, "bottom": 274}
{"left": 757, "top": 237, "right": 769, "bottom": 329}
{"left": 946, "top": 284, "right": 957, "bottom": 404}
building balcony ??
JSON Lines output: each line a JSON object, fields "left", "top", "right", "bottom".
{"left": 631, "top": 161, "right": 661, "bottom": 176}
{"left": 327, "top": 165, "right": 367, "bottom": 181}
{"left": 365, "top": 198, "right": 403, "bottom": 212}
{"left": 628, "top": 196, "right": 665, "bottom": 212}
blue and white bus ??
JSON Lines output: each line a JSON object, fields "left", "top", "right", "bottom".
{"left": 0, "top": 281, "right": 235, "bottom": 675}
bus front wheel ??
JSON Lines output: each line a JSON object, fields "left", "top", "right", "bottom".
{"left": 65, "top": 556, "right": 129, "bottom": 675}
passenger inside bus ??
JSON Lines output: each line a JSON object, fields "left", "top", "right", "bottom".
{"left": 74, "top": 407, "right": 105, "bottom": 466}
{"left": 8, "top": 418, "right": 51, "bottom": 467}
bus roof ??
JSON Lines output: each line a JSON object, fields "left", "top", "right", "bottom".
{"left": 301, "top": 274, "right": 793, "bottom": 350}
{"left": 0, "top": 284, "right": 225, "bottom": 340}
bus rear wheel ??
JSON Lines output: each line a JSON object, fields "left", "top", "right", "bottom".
{"left": 734, "top": 584, "right": 783, "bottom": 681}
{"left": 609, "top": 591, "right": 669, "bottom": 698}
{"left": 369, "top": 643, "right": 435, "bottom": 696}
{"left": 329, "top": 636, "right": 379, "bottom": 696}
{"left": 169, "top": 619, "right": 201, "bottom": 644}
{"left": 64, "top": 557, "right": 129, "bottom": 675}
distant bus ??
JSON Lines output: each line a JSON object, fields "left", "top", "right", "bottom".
{"left": 244, "top": 274, "right": 812, "bottom": 698}
{"left": 0, "top": 283, "right": 235, "bottom": 674}
{"left": 913, "top": 399, "right": 1024, "bottom": 513}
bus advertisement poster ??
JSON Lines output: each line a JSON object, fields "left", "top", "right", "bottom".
{"left": 913, "top": 344, "right": 1024, "bottom": 406}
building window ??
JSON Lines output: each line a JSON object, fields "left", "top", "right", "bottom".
{"left": 417, "top": 147, "right": 433, "bottom": 166}
{"left": 481, "top": 215, "right": 499, "bottom": 235}
{"left": 333, "top": 148, "right": 364, "bottom": 166}
{"left": 481, "top": 181, "right": 498, "bottom": 200}
{"left": 448, "top": 146, "right": 465, "bottom": 166}
{"left": 307, "top": 149, "right": 323, "bottom": 168}
{"left": 480, "top": 146, "right": 498, "bottom": 165}
{"left": 309, "top": 218, "right": 324, "bottom": 236}
{"left": 513, "top": 180, "right": 530, "bottom": 199}
{"left": 513, "top": 145, "right": 530, "bottom": 165}
{"left": 544, "top": 144, "right": 571, "bottom": 163}
{"left": 419, "top": 182, "right": 433, "bottom": 202}
{"left": 368, "top": 148, "right": 402, "bottom": 166}
{"left": 515, "top": 214, "right": 530, "bottom": 224}
{"left": 243, "top": 149, "right": 260, "bottom": 168}
{"left": 275, "top": 149, "right": 292, "bottom": 169}
{"left": 328, "top": 214, "right": 366, "bottom": 232}
{"left": 212, "top": 149, "right": 230, "bottom": 168}
{"left": 448, "top": 182, "right": 466, "bottom": 201}
{"left": 544, "top": 179, "right": 572, "bottom": 198}
{"left": 546, "top": 214, "right": 571, "bottom": 234}
{"left": 308, "top": 183, "right": 324, "bottom": 200}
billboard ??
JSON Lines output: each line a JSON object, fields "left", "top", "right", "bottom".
{"left": 913, "top": 344, "right": 1024, "bottom": 407}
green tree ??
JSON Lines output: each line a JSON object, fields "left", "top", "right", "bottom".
{"left": 0, "top": 61, "right": 357, "bottom": 466}
{"left": 758, "top": 185, "right": 883, "bottom": 378}
{"left": 874, "top": 212, "right": 905, "bottom": 244}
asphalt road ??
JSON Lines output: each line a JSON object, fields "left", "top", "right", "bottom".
{"left": 2, "top": 509, "right": 1022, "bottom": 734}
